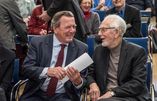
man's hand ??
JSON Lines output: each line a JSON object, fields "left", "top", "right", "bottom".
{"left": 66, "top": 67, "right": 82, "bottom": 86}
{"left": 97, "top": 91, "right": 113, "bottom": 100}
{"left": 88, "top": 83, "right": 100, "bottom": 101}
{"left": 47, "top": 67, "right": 66, "bottom": 80}
{"left": 39, "top": 11, "right": 51, "bottom": 22}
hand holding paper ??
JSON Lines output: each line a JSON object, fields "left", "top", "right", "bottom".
{"left": 61, "top": 53, "right": 93, "bottom": 83}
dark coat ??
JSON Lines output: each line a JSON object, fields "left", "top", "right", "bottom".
{"left": 0, "top": 0, "right": 28, "bottom": 50}
{"left": 0, "top": 44, "right": 15, "bottom": 91}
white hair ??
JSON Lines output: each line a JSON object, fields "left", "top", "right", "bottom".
{"left": 103, "top": 14, "right": 127, "bottom": 36}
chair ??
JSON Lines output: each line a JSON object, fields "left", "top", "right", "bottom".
{"left": 141, "top": 22, "right": 148, "bottom": 37}
{"left": 124, "top": 37, "right": 152, "bottom": 90}
{"left": 140, "top": 10, "right": 151, "bottom": 23}
{"left": 93, "top": 10, "right": 106, "bottom": 21}
{"left": 124, "top": 37, "right": 148, "bottom": 52}
{"left": 10, "top": 79, "right": 28, "bottom": 101}
{"left": 28, "top": 35, "right": 40, "bottom": 42}
{"left": 13, "top": 58, "right": 20, "bottom": 84}
{"left": 86, "top": 35, "right": 95, "bottom": 57}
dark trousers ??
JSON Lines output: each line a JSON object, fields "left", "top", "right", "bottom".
{"left": 0, "top": 87, "right": 6, "bottom": 101}
{"left": 20, "top": 90, "right": 71, "bottom": 101}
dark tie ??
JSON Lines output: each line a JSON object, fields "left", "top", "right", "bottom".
{"left": 47, "top": 44, "right": 66, "bottom": 96}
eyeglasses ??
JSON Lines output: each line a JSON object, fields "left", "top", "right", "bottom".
{"left": 98, "top": 27, "right": 116, "bottom": 33}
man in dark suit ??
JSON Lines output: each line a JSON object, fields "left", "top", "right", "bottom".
{"left": 39, "top": 0, "right": 89, "bottom": 42}
{"left": 0, "top": 0, "right": 28, "bottom": 50}
{"left": 106, "top": 0, "right": 142, "bottom": 37}
{"left": 87, "top": 14, "right": 151, "bottom": 101}
{"left": 0, "top": 43, "right": 16, "bottom": 101}
{"left": 20, "top": 11, "right": 87, "bottom": 101}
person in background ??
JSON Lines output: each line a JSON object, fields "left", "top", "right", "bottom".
{"left": 0, "top": 0, "right": 28, "bottom": 51}
{"left": 126, "top": 0, "right": 153, "bottom": 11}
{"left": 15, "top": 0, "right": 36, "bottom": 26}
{"left": 20, "top": 11, "right": 87, "bottom": 101}
{"left": 0, "top": 43, "right": 16, "bottom": 101}
{"left": 28, "top": 0, "right": 51, "bottom": 35}
{"left": 106, "top": 0, "right": 142, "bottom": 37}
{"left": 92, "top": 0, "right": 112, "bottom": 11}
{"left": 87, "top": 14, "right": 151, "bottom": 101}
{"left": 79, "top": 0, "right": 100, "bottom": 35}
{"left": 39, "top": 0, "right": 89, "bottom": 42}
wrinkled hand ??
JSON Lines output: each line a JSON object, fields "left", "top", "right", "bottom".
{"left": 66, "top": 67, "right": 82, "bottom": 86}
{"left": 47, "top": 67, "right": 66, "bottom": 80}
{"left": 39, "top": 11, "right": 51, "bottom": 22}
{"left": 88, "top": 83, "right": 100, "bottom": 101}
{"left": 97, "top": 91, "right": 112, "bottom": 100}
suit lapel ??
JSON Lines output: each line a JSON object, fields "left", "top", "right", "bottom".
{"left": 117, "top": 40, "right": 128, "bottom": 78}
{"left": 44, "top": 35, "right": 54, "bottom": 67}
{"left": 65, "top": 40, "right": 78, "bottom": 66}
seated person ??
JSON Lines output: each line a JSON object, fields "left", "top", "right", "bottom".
{"left": 126, "top": 0, "right": 153, "bottom": 11}
{"left": 20, "top": 11, "right": 87, "bottom": 101}
{"left": 87, "top": 14, "right": 151, "bottom": 101}
{"left": 79, "top": 0, "right": 100, "bottom": 35}
{"left": 92, "top": 0, "right": 112, "bottom": 11}
{"left": 28, "top": 1, "right": 51, "bottom": 35}
{"left": 0, "top": 43, "right": 16, "bottom": 101}
{"left": 106, "top": 0, "right": 142, "bottom": 37}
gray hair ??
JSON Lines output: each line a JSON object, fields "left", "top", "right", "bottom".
{"left": 51, "top": 11, "right": 74, "bottom": 28}
{"left": 104, "top": 14, "right": 127, "bottom": 36}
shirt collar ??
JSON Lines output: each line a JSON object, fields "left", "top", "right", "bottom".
{"left": 53, "top": 34, "right": 68, "bottom": 47}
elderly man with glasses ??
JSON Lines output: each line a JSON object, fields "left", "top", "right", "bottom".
{"left": 86, "top": 14, "right": 151, "bottom": 101}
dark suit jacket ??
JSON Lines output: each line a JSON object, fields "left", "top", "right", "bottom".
{"left": 0, "top": 44, "right": 15, "bottom": 91}
{"left": 87, "top": 39, "right": 151, "bottom": 101}
{"left": 106, "top": 4, "right": 142, "bottom": 37}
{"left": 46, "top": 0, "right": 89, "bottom": 42}
{"left": 21, "top": 34, "right": 88, "bottom": 101}
{"left": 126, "top": 0, "right": 153, "bottom": 10}
{"left": 0, "top": 0, "right": 28, "bottom": 50}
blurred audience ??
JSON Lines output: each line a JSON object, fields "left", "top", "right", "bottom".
{"left": 39, "top": 0, "right": 89, "bottom": 42}
{"left": 80, "top": 0, "right": 100, "bottom": 35}
{"left": 15, "top": 0, "right": 36, "bottom": 26}
{"left": 106, "top": 0, "right": 142, "bottom": 37}
{"left": 92, "top": 0, "right": 112, "bottom": 11}
{"left": 28, "top": 1, "right": 51, "bottom": 35}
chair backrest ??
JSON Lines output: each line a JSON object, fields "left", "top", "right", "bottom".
{"left": 86, "top": 35, "right": 95, "bottom": 57}
{"left": 13, "top": 58, "right": 20, "bottom": 83}
{"left": 93, "top": 10, "right": 106, "bottom": 21}
{"left": 141, "top": 22, "right": 148, "bottom": 37}
{"left": 28, "top": 35, "right": 40, "bottom": 43}
{"left": 124, "top": 37, "right": 148, "bottom": 53}
{"left": 124, "top": 37, "right": 152, "bottom": 90}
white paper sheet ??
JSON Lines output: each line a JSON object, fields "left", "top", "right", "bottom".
{"left": 61, "top": 53, "right": 93, "bottom": 83}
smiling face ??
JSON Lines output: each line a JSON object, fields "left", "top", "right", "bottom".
{"left": 80, "top": 0, "right": 92, "bottom": 12}
{"left": 54, "top": 16, "right": 76, "bottom": 44}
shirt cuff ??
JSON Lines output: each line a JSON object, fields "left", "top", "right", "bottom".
{"left": 73, "top": 77, "right": 83, "bottom": 89}
{"left": 39, "top": 67, "right": 49, "bottom": 79}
